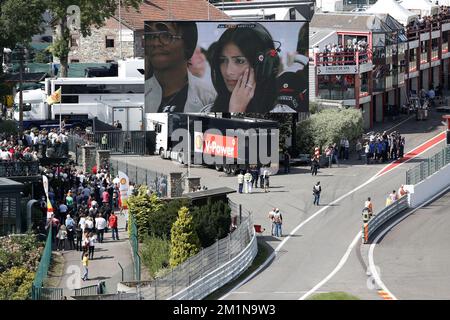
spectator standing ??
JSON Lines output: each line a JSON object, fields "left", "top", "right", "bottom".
{"left": 65, "top": 214, "right": 75, "bottom": 250}
{"left": 263, "top": 167, "right": 270, "bottom": 193}
{"left": 364, "top": 197, "right": 373, "bottom": 218}
{"left": 268, "top": 208, "right": 276, "bottom": 236}
{"left": 313, "top": 182, "right": 322, "bottom": 206}
{"left": 272, "top": 208, "right": 283, "bottom": 237}
{"left": 244, "top": 171, "right": 253, "bottom": 194}
{"left": 95, "top": 213, "right": 107, "bottom": 243}
{"left": 81, "top": 252, "right": 89, "bottom": 281}
{"left": 108, "top": 212, "right": 119, "bottom": 240}
{"left": 56, "top": 225, "right": 67, "bottom": 251}
{"left": 237, "top": 171, "right": 244, "bottom": 194}
{"left": 284, "top": 151, "right": 291, "bottom": 174}
{"left": 311, "top": 157, "right": 319, "bottom": 176}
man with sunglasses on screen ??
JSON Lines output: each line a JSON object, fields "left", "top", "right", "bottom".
{"left": 144, "top": 21, "right": 216, "bottom": 113}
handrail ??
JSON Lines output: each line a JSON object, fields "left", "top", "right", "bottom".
{"left": 364, "top": 195, "right": 409, "bottom": 244}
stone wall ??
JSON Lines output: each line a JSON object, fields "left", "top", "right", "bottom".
{"left": 96, "top": 150, "right": 111, "bottom": 171}
{"left": 167, "top": 172, "right": 183, "bottom": 198}
{"left": 66, "top": 21, "right": 136, "bottom": 63}
{"left": 82, "top": 145, "right": 97, "bottom": 174}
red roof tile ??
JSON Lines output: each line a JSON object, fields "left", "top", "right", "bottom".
{"left": 114, "top": 0, "right": 230, "bottom": 31}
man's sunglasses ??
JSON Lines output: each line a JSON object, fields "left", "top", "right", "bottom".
{"left": 146, "top": 31, "right": 182, "bottom": 45}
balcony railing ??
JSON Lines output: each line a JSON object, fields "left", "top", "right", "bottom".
{"left": 317, "top": 89, "right": 355, "bottom": 100}
{"left": 442, "top": 42, "right": 449, "bottom": 54}
{"left": 314, "top": 50, "right": 372, "bottom": 67}
{"left": 0, "top": 161, "right": 40, "bottom": 177}
{"left": 420, "top": 52, "right": 429, "bottom": 64}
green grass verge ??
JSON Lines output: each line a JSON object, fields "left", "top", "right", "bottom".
{"left": 308, "top": 292, "right": 360, "bottom": 300}
{"left": 204, "top": 239, "right": 272, "bottom": 300}
{"left": 43, "top": 253, "right": 65, "bottom": 288}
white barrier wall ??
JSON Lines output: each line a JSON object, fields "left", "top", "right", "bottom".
{"left": 408, "top": 163, "right": 450, "bottom": 208}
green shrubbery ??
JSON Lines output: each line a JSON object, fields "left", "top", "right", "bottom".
{"left": 128, "top": 187, "right": 233, "bottom": 274}
{"left": 296, "top": 108, "right": 364, "bottom": 154}
{"left": 169, "top": 207, "right": 201, "bottom": 268}
{"left": 0, "top": 233, "right": 43, "bottom": 300}
{"left": 191, "top": 199, "right": 231, "bottom": 248}
{"left": 141, "top": 235, "right": 171, "bottom": 278}
{"left": 0, "top": 120, "right": 18, "bottom": 135}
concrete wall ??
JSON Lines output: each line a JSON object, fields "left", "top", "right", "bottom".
{"left": 362, "top": 102, "right": 371, "bottom": 130}
{"left": 411, "top": 77, "right": 419, "bottom": 93}
{"left": 407, "top": 162, "right": 450, "bottom": 208}
{"left": 422, "top": 70, "right": 430, "bottom": 90}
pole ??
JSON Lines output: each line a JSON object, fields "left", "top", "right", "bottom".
{"left": 18, "top": 46, "right": 24, "bottom": 135}
{"left": 119, "top": 0, "right": 123, "bottom": 60}
{"left": 59, "top": 99, "right": 62, "bottom": 132}
{"left": 187, "top": 114, "right": 191, "bottom": 178}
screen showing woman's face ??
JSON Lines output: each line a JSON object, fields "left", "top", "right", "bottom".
{"left": 219, "top": 42, "right": 251, "bottom": 93}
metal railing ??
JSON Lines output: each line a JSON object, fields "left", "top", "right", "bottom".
{"left": 74, "top": 285, "right": 99, "bottom": 297}
{"left": 129, "top": 213, "right": 141, "bottom": 281}
{"left": 31, "top": 227, "right": 64, "bottom": 300}
{"left": 406, "top": 146, "right": 450, "bottom": 185}
{"left": 109, "top": 159, "right": 168, "bottom": 198}
{"left": 88, "top": 131, "right": 147, "bottom": 155}
{"left": 135, "top": 202, "right": 255, "bottom": 300}
{"left": 0, "top": 161, "right": 40, "bottom": 177}
{"left": 67, "top": 135, "right": 86, "bottom": 165}
{"left": 364, "top": 195, "right": 409, "bottom": 244}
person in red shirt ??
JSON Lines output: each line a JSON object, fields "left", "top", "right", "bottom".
{"left": 108, "top": 212, "right": 119, "bottom": 240}
{"left": 102, "top": 190, "right": 110, "bottom": 206}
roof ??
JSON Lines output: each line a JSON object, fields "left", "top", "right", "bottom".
{"left": 399, "top": 0, "right": 439, "bottom": 17}
{"left": 0, "top": 178, "right": 23, "bottom": 191}
{"left": 114, "top": 0, "right": 230, "bottom": 31}
{"left": 183, "top": 187, "right": 236, "bottom": 200}
{"left": 309, "top": 28, "right": 336, "bottom": 47}
{"left": 310, "top": 13, "right": 389, "bottom": 32}
{"left": 4, "top": 72, "right": 48, "bottom": 83}
{"left": 366, "top": 0, "right": 417, "bottom": 26}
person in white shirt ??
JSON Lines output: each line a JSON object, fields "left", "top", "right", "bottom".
{"left": 244, "top": 171, "right": 253, "bottom": 194}
{"left": 95, "top": 213, "right": 107, "bottom": 243}
{"left": 237, "top": 172, "right": 244, "bottom": 194}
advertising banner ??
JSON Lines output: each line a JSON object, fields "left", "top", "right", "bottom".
{"left": 118, "top": 171, "right": 130, "bottom": 209}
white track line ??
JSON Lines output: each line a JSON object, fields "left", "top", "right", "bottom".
{"left": 368, "top": 184, "right": 450, "bottom": 301}
{"left": 299, "top": 231, "right": 362, "bottom": 300}
{"left": 219, "top": 130, "right": 446, "bottom": 300}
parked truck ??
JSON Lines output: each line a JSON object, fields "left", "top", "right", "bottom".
{"left": 145, "top": 113, "right": 280, "bottom": 174}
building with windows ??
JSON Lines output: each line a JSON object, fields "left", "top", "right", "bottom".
{"left": 59, "top": 0, "right": 228, "bottom": 64}
{"left": 310, "top": 3, "right": 450, "bottom": 129}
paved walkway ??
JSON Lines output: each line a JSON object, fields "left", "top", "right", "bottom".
{"left": 55, "top": 214, "right": 134, "bottom": 298}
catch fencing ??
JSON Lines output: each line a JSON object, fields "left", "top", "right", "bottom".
{"left": 31, "top": 227, "right": 64, "bottom": 300}
{"left": 130, "top": 200, "right": 255, "bottom": 300}
{"left": 109, "top": 159, "right": 168, "bottom": 198}
{"left": 406, "top": 145, "right": 450, "bottom": 185}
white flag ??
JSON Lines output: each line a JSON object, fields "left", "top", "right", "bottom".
{"left": 118, "top": 171, "right": 130, "bottom": 209}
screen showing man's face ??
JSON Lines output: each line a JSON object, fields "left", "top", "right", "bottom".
{"left": 146, "top": 22, "right": 186, "bottom": 71}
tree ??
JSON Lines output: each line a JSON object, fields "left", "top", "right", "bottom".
{"left": 0, "top": 0, "right": 46, "bottom": 102}
{"left": 169, "top": 206, "right": 201, "bottom": 268}
{"left": 47, "top": 0, "right": 143, "bottom": 77}
{"left": 296, "top": 108, "right": 364, "bottom": 155}
{"left": 191, "top": 199, "right": 231, "bottom": 248}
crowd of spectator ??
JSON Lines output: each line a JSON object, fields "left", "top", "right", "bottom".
{"left": 313, "top": 38, "right": 369, "bottom": 66}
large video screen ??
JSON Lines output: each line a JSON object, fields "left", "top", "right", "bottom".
{"left": 144, "top": 21, "right": 309, "bottom": 114}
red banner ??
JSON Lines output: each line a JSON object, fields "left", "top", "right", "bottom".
{"left": 202, "top": 133, "right": 238, "bottom": 159}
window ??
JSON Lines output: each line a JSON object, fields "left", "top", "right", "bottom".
{"left": 70, "top": 36, "right": 78, "bottom": 47}
{"left": 106, "top": 60, "right": 115, "bottom": 63}
{"left": 61, "top": 95, "right": 79, "bottom": 104}
{"left": 70, "top": 59, "right": 79, "bottom": 63}
{"left": 106, "top": 36, "right": 115, "bottom": 48}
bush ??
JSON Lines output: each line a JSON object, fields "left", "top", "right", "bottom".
{"left": 148, "top": 198, "right": 190, "bottom": 239}
{"left": 127, "top": 187, "right": 164, "bottom": 241}
{"left": 141, "top": 235, "right": 170, "bottom": 278}
{"left": 0, "top": 267, "right": 35, "bottom": 300}
{"left": 169, "top": 207, "right": 201, "bottom": 268}
{"left": 0, "top": 120, "right": 18, "bottom": 135}
{"left": 191, "top": 199, "right": 231, "bottom": 248}
{"left": 296, "top": 108, "right": 363, "bottom": 154}
{"left": 0, "top": 234, "right": 43, "bottom": 273}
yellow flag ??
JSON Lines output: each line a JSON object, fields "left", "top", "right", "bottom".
{"left": 46, "top": 87, "right": 61, "bottom": 105}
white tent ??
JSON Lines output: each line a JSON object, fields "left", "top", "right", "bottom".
{"left": 366, "top": 0, "right": 418, "bottom": 26}
{"left": 437, "top": 0, "right": 450, "bottom": 6}
{"left": 399, "top": 0, "right": 439, "bottom": 17}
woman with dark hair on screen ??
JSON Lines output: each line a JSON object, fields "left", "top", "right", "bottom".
{"left": 204, "top": 23, "right": 280, "bottom": 113}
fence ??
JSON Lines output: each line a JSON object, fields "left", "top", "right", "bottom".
{"left": 74, "top": 282, "right": 106, "bottom": 296}
{"left": 363, "top": 195, "right": 409, "bottom": 244}
{"left": 31, "top": 227, "right": 63, "bottom": 300}
{"left": 0, "top": 161, "right": 39, "bottom": 177}
{"left": 67, "top": 134, "right": 86, "bottom": 165}
{"left": 135, "top": 202, "right": 255, "bottom": 300}
{"left": 129, "top": 213, "right": 141, "bottom": 281}
{"left": 109, "top": 159, "right": 168, "bottom": 198}
{"left": 88, "top": 131, "right": 147, "bottom": 155}
{"left": 406, "top": 145, "right": 450, "bottom": 185}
